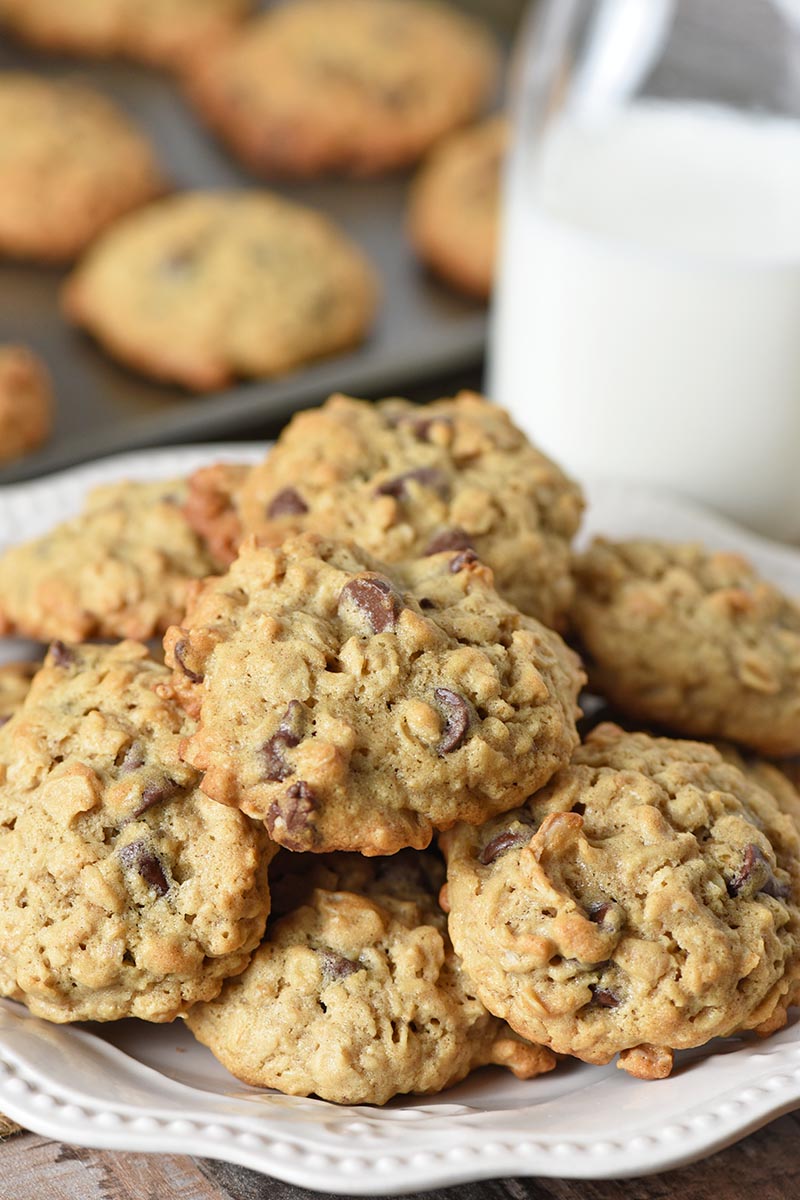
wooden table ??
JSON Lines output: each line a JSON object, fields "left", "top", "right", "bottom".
{"left": 2, "top": 1110, "right": 800, "bottom": 1200}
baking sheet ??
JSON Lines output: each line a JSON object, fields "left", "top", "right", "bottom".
{"left": 0, "top": 2, "right": 518, "bottom": 483}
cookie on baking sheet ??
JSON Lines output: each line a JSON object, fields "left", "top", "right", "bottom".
{"left": 184, "top": 0, "right": 499, "bottom": 178}
{"left": 0, "top": 345, "right": 52, "bottom": 463}
{"left": 62, "top": 191, "right": 378, "bottom": 391}
{"left": 441, "top": 724, "right": 800, "bottom": 1079}
{"left": 164, "top": 533, "right": 583, "bottom": 855}
{"left": 0, "top": 477, "right": 218, "bottom": 643}
{"left": 187, "top": 850, "right": 554, "bottom": 1104}
{"left": 0, "top": 660, "right": 38, "bottom": 726}
{"left": 0, "top": 74, "right": 163, "bottom": 264}
{"left": 409, "top": 116, "right": 506, "bottom": 299}
{"left": 571, "top": 538, "right": 800, "bottom": 757}
{"left": 0, "top": 641, "right": 272, "bottom": 1023}
{"left": 232, "top": 392, "right": 583, "bottom": 630}
{"left": 0, "top": 0, "right": 252, "bottom": 68}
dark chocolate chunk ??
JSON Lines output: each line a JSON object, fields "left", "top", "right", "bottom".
{"left": 424, "top": 527, "right": 474, "bottom": 556}
{"left": 266, "top": 781, "right": 318, "bottom": 850}
{"left": 119, "top": 742, "right": 146, "bottom": 774}
{"left": 173, "top": 638, "right": 203, "bottom": 684}
{"left": 118, "top": 840, "right": 169, "bottom": 897}
{"left": 374, "top": 466, "right": 448, "bottom": 500}
{"left": 319, "top": 950, "right": 360, "bottom": 983}
{"left": 132, "top": 777, "right": 180, "bottom": 818}
{"left": 588, "top": 901, "right": 613, "bottom": 926}
{"left": 478, "top": 816, "right": 537, "bottom": 865}
{"left": 761, "top": 874, "right": 792, "bottom": 901}
{"left": 261, "top": 701, "right": 305, "bottom": 782}
{"left": 727, "top": 843, "right": 772, "bottom": 898}
{"left": 591, "top": 986, "right": 620, "bottom": 1009}
{"left": 49, "top": 641, "right": 73, "bottom": 668}
{"left": 434, "top": 687, "right": 471, "bottom": 754}
{"left": 449, "top": 548, "right": 479, "bottom": 573}
{"left": 267, "top": 487, "right": 309, "bottom": 519}
{"left": 339, "top": 575, "right": 402, "bottom": 633}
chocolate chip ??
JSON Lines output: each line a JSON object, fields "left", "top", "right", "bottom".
{"left": 174, "top": 639, "right": 203, "bottom": 684}
{"left": 338, "top": 575, "right": 402, "bottom": 633}
{"left": 132, "top": 777, "right": 180, "bottom": 819}
{"left": 319, "top": 950, "right": 360, "bottom": 983}
{"left": 478, "top": 816, "right": 536, "bottom": 865}
{"left": 118, "top": 841, "right": 169, "bottom": 897}
{"left": 118, "top": 742, "right": 146, "bottom": 774}
{"left": 375, "top": 466, "right": 448, "bottom": 500}
{"left": 267, "top": 487, "right": 308, "bottom": 519}
{"left": 449, "top": 548, "right": 479, "bottom": 573}
{"left": 266, "top": 781, "right": 317, "bottom": 850}
{"left": 388, "top": 413, "right": 452, "bottom": 442}
{"left": 591, "top": 986, "right": 620, "bottom": 1008}
{"left": 434, "top": 688, "right": 471, "bottom": 754}
{"left": 49, "top": 641, "right": 73, "bottom": 668}
{"left": 424, "top": 528, "right": 474, "bottom": 556}
{"left": 0, "top": 716, "right": 9, "bottom": 728}
{"left": 588, "top": 901, "right": 613, "bottom": 925}
{"left": 727, "top": 843, "right": 772, "bottom": 898}
{"left": 160, "top": 246, "right": 197, "bottom": 277}
{"left": 261, "top": 701, "right": 305, "bottom": 782}
{"left": 761, "top": 875, "right": 792, "bottom": 901}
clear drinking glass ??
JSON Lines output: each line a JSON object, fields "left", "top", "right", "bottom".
{"left": 489, "top": 0, "right": 800, "bottom": 540}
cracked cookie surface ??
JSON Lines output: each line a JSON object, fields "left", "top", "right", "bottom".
{"left": 0, "top": 641, "right": 272, "bottom": 1023}
{"left": 185, "top": 0, "right": 499, "bottom": 178}
{"left": 441, "top": 724, "right": 800, "bottom": 1078}
{"left": 572, "top": 538, "right": 800, "bottom": 756}
{"left": 0, "top": 477, "right": 218, "bottom": 643}
{"left": 63, "top": 191, "right": 377, "bottom": 390}
{"left": 164, "top": 533, "right": 583, "bottom": 854}
{"left": 187, "top": 849, "right": 554, "bottom": 1104}
{"left": 233, "top": 393, "right": 583, "bottom": 630}
{"left": 0, "top": 73, "right": 163, "bottom": 263}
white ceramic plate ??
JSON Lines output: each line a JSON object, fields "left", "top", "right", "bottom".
{"left": 1, "top": 445, "right": 799, "bottom": 1192}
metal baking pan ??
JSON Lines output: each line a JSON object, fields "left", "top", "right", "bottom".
{"left": 0, "top": 1, "right": 522, "bottom": 484}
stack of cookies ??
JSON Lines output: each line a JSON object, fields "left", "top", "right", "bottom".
{"left": 1, "top": 392, "right": 799, "bottom": 1104}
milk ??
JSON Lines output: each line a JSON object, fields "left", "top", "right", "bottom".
{"left": 489, "top": 102, "right": 800, "bottom": 541}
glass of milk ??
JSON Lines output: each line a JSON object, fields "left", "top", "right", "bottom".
{"left": 489, "top": 0, "right": 800, "bottom": 541}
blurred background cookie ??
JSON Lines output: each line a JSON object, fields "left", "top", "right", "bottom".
{"left": 409, "top": 115, "right": 506, "bottom": 299}
{"left": 0, "top": 344, "right": 52, "bottom": 463}
{"left": 0, "top": 73, "right": 164, "bottom": 264}
{"left": 0, "top": 0, "right": 253, "bottom": 69}
{"left": 185, "top": 0, "right": 500, "bottom": 177}
{"left": 62, "top": 191, "right": 379, "bottom": 390}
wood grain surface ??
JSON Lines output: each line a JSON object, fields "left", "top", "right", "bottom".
{"left": 2, "top": 1113, "right": 800, "bottom": 1200}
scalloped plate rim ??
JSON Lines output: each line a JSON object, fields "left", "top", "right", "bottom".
{"left": 1, "top": 442, "right": 800, "bottom": 1191}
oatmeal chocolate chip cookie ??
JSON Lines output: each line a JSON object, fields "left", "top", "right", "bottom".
{"left": 0, "top": 477, "right": 217, "bottom": 643}
{"left": 0, "top": 661, "right": 38, "bottom": 726}
{"left": 235, "top": 393, "right": 583, "bottom": 630}
{"left": 572, "top": 538, "right": 800, "bottom": 757}
{"left": 164, "top": 533, "right": 583, "bottom": 855}
{"left": 184, "top": 0, "right": 499, "bottom": 179}
{"left": 187, "top": 850, "right": 554, "bottom": 1104}
{"left": 0, "top": 641, "right": 272, "bottom": 1023}
{"left": 183, "top": 461, "right": 252, "bottom": 569}
{"left": 0, "top": 74, "right": 163, "bottom": 264}
{"left": 409, "top": 116, "right": 506, "bottom": 300}
{"left": 441, "top": 724, "right": 800, "bottom": 1079}
{"left": 0, "top": 0, "right": 252, "bottom": 68}
{"left": 0, "top": 345, "right": 52, "bottom": 464}
{"left": 63, "top": 191, "right": 378, "bottom": 391}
